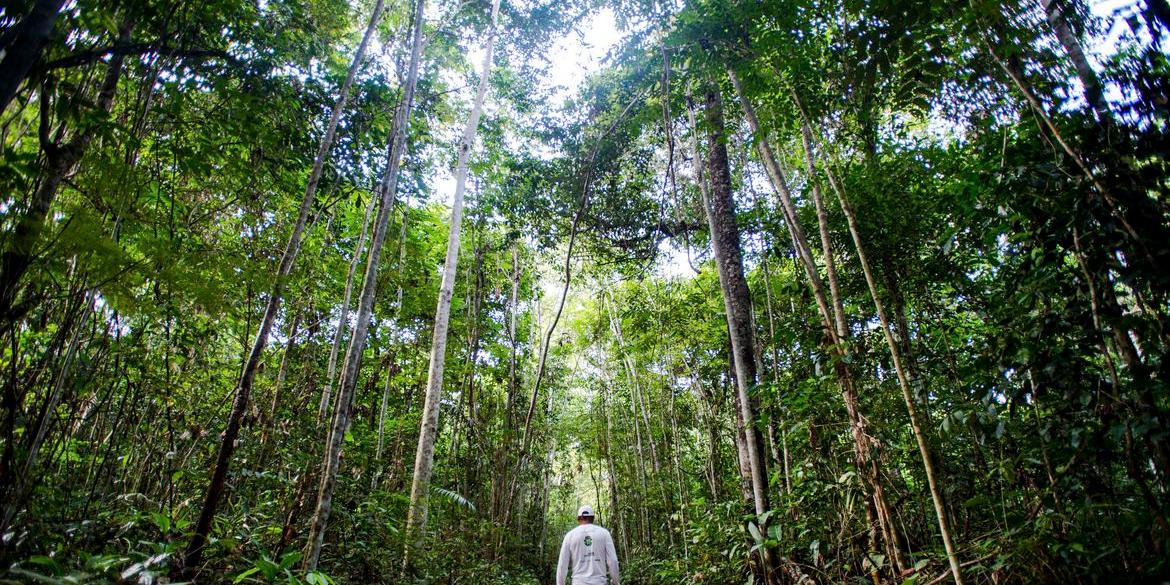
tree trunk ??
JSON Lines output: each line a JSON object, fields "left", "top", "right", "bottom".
{"left": 795, "top": 96, "right": 966, "bottom": 585}
{"left": 699, "top": 82, "right": 770, "bottom": 518}
{"left": 260, "top": 308, "right": 303, "bottom": 452}
{"left": 373, "top": 350, "right": 399, "bottom": 486}
{"left": 799, "top": 123, "right": 848, "bottom": 340}
{"left": 0, "top": 0, "right": 67, "bottom": 114}
{"left": 760, "top": 255, "right": 792, "bottom": 495}
{"left": 606, "top": 298, "right": 662, "bottom": 476}
{"left": 732, "top": 69, "right": 908, "bottom": 579}
{"left": 181, "top": 1, "right": 386, "bottom": 572}
{"left": 729, "top": 365, "right": 755, "bottom": 503}
{"left": 978, "top": 27, "right": 1140, "bottom": 249}
{"left": 1039, "top": 0, "right": 1111, "bottom": 124}
{"left": 602, "top": 382, "right": 623, "bottom": 558}
{"left": 301, "top": 0, "right": 423, "bottom": 570}
{"left": 492, "top": 244, "right": 521, "bottom": 521}
{"left": 0, "top": 287, "right": 95, "bottom": 532}
{"left": 797, "top": 100, "right": 908, "bottom": 577}
{"left": 401, "top": 0, "right": 498, "bottom": 569}
{"left": 320, "top": 191, "right": 378, "bottom": 421}
{"left": 0, "top": 24, "right": 127, "bottom": 327}
{"left": 667, "top": 372, "right": 689, "bottom": 558}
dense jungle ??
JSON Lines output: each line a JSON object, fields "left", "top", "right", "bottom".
{"left": 1, "top": 0, "right": 1169, "bottom": 582}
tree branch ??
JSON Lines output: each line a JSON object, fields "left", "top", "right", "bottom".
{"left": 41, "top": 43, "right": 241, "bottom": 72}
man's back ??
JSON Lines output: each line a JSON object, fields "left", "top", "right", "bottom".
{"left": 555, "top": 523, "right": 619, "bottom": 585}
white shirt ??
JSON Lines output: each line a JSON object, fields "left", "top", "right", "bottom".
{"left": 555, "top": 523, "right": 620, "bottom": 585}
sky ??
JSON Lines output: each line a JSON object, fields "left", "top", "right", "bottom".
{"left": 429, "top": 8, "right": 621, "bottom": 203}
{"left": 541, "top": 8, "right": 621, "bottom": 103}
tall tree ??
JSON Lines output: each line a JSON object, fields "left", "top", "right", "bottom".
{"left": 403, "top": 0, "right": 502, "bottom": 567}
{"left": 303, "top": 0, "right": 426, "bottom": 568}
{"left": 180, "top": 0, "right": 389, "bottom": 572}
{"left": 698, "top": 81, "right": 770, "bottom": 522}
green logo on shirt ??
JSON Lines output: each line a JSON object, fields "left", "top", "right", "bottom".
{"left": 584, "top": 536, "right": 593, "bottom": 547}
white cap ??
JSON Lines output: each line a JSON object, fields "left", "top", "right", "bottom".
{"left": 577, "top": 505, "right": 595, "bottom": 517}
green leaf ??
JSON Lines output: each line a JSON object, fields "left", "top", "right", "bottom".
{"left": 234, "top": 567, "right": 261, "bottom": 584}
{"left": 305, "top": 571, "right": 333, "bottom": 585}
{"left": 279, "top": 551, "right": 304, "bottom": 570}
{"left": 747, "top": 521, "right": 763, "bottom": 544}
{"left": 431, "top": 486, "right": 477, "bottom": 512}
{"left": 26, "top": 556, "right": 63, "bottom": 575}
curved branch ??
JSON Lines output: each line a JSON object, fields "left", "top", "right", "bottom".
{"left": 41, "top": 43, "right": 241, "bottom": 72}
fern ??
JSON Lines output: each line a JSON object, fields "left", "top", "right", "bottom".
{"left": 430, "top": 486, "right": 477, "bottom": 513}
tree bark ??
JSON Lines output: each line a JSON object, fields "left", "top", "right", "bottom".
{"left": 401, "top": 0, "right": 499, "bottom": 569}
{"left": 373, "top": 350, "right": 399, "bottom": 483}
{"left": 699, "top": 82, "right": 770, "bottom": 518}
{"left": 260, "top": 308, "right": 302, "bottom": 452}
{"left": 1039, "top": 0, "right": 1112, "bottom": 124}
{"left": 732, "top": 69, "right": 908, "bottom": 579}
{"left": 799, "top": 124, "right": 848, "bottom": 340}
{"left": 0, "top": 0, "right": 67, "bottom": 115}
{"left": 760, "top": 255, "right": 792, "bottom": 495}
{"left": 301, "top": 0, "right": 422, "bottom": 570}
{"left": 602, "top": 382, "right": 623, "bottom": 558}
{"left": 493, "top": 244, "right": 521, "bottom": 519}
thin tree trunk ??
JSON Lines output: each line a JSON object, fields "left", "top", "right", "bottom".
{"left": 1039, "top": 0, "right": 1111, "bottom": 124}
{"left": 0, "top": 287, "right": 95, "bottom": 531}
{"left": 515, "top": 86, "right": 650, "bottom": 463}
{"left": 733, "top": 69, "right": 910, "bottom": 578}
{"left": 668, "top": 372, "right": 689, "bottom": 559}
{"left": 606, "top": 298, "right": 663, "bottom": 476}
{"left": 496, "top": 292, "right": 542, "bottom": 551}
{"left": 180, "top": 2, "right": 386, "bottom": 573}
{"left": 729, "top": 366, "right": 755, "bottom": 503}
{"left": 602, "top": 382, "right": 626, "bottom": 563}
{"left": 760, "top": 255, "right": 792, "bottom": 495}
{"left": 375, "top": 193, "right": 411, "bottom": 490}
{"left": 460, "top": 243, "right": 486, "bottom": 493}
{"left": 0, "top": 25, "right": 127, "bottom": 327}
{"left": 977, "top": 29, "right": 1157, "bottom": 272}
{"left": 302, "top": 0, "right": 423, "bottom": 570}
{"left": 799, "top": 125, "right": 848, "bottom": 340}
{"left": 373, "top": 349, "right": 398, "bottom": 485}
{"left": 320, "top": 191, "right": 378, "bottom": 420}
{"left": 796, "top": 101, "right": 908, "bottom": 577}
{"left": 493, "top": 244, "right": 521, "bottom": 521}
{"left": 401, "top": 0, "right": 498, "bottom": 569}
{"left": 795, "top": 96, "right": 965, "bottom": 585}
{"left": 260, "top": 309, "right": 303, "bottom": 450}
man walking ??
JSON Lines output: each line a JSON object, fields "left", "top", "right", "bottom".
{"left": 556, "top": 505, "right": 620, "bottom": 585}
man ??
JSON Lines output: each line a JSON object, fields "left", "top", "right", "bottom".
{"left": 556, "top": 505, "right": 620, "bottom": 585}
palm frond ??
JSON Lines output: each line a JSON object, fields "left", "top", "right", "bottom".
{"left": 430, "top": 486, "right": 477, "bottom": 513}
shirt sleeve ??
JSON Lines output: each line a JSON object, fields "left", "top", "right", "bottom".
{"left": 556, "top": 533, "right": 571, "bottom": 585}
{"left": 605, "top": 531, "right": 620, "bottom": 585}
